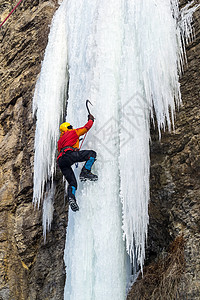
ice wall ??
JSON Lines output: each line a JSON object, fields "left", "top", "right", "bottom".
{"left": 64, "top": 1, "right": 127, "bottom": 298}
{"left": 32, "top": 0, "right": 199, "bottom": 298}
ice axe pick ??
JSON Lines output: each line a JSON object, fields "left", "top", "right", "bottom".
{"left": 86, "top": 99, "right": 93, "bottom": 115}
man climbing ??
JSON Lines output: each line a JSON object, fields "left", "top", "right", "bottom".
{"left": 57, "top": 114, "right": 98, "bottom": 212}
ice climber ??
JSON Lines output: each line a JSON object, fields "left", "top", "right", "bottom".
{"left": 57, "top": 114, "right": 98, "bottom": 212}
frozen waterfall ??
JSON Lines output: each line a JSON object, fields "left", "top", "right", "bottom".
{"left": 32, "top": 0, "right": 198, "bottom": 298}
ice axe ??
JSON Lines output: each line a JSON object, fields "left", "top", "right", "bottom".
{"left": 78, "top": 100, "right": 94, "bottom": 152}
{"left": 86, "top": 99, "right": 93, "bottom": 115}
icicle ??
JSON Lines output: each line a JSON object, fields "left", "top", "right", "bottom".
{"left": 179, "top": 1, "right": 200, "bottom": 45}
{"left": 32, "top": 0, "right": 68, "bottom": 236}
{"left": 42, "top": 182, "right": 55, "bottom": 243}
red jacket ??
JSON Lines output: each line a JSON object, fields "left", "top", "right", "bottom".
{"left": 57, "top": 120, "right": 93, "bottom": 159}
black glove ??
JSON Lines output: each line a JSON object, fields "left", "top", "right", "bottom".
{"left": 88, "top": 114, "right": 95, "bottom": 121}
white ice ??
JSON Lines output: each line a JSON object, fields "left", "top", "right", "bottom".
{"left": 64, "top": 1, "right": 127, "bottom": 298}
{"left": 32, "top": 0, "right": 198, "bottom": 298}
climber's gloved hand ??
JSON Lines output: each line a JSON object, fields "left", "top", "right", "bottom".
{"left": 88, "top": 114, "right": 95, "bottom": 121}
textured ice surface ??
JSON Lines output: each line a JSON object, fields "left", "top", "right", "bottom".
{"left": 32, "top": 0, "right": 198, "bottom": 298}
{"left": 64, "top": 1, "right": 127, "bottom": 298}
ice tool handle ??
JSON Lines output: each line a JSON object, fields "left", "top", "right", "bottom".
{"left": 76, "top": 100, "right": 93, "bottom": 168}
{"left": 78, "top": 100, "right": 93, "bottom": 154}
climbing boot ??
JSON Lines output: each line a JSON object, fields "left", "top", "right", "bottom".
{"left": 68, "top": 197, "right": 79, "bottom": 212}
{"left": 67, "top": 186, "right": 79, "bottom": 212}
{"left": 80, "top": 167, "right": 98, "bottom": 182}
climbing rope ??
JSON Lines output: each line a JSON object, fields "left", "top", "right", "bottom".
{"left": 79, "top": 132, "right": 88, "bottom": 151}
{"left": 0, "top": 0, "right": 24, "bottom": 28}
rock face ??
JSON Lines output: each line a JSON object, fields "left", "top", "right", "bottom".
{"left": 0, "top": 1, "right": 199, "bottom": 300}
{"left": 0, "top": 1, "right": 68, "bottom": 299}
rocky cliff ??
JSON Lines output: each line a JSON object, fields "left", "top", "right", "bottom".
{"left": 0, "top": 1, "right": 67, "bottom": 299}
{"left": 0, "top": 1, "right": 199, "bottom": 299}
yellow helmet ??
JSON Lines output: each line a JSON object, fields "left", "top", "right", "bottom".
{"left": 59, "top": 122, "right": 72, "bottom": 132}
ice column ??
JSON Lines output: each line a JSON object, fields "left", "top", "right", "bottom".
{"left": 64, "top": 0, "right": 127, "bottom": 299}
{"left": 119, "top": 0, "right": 199, "bottom": 270}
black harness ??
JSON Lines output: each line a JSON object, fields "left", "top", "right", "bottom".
{"left": 60, "top": 146, "right": 78, "bottom": 154}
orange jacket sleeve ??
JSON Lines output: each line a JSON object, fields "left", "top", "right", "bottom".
{"left": 75, "top": 120, "right": 94, "bottom": 137}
